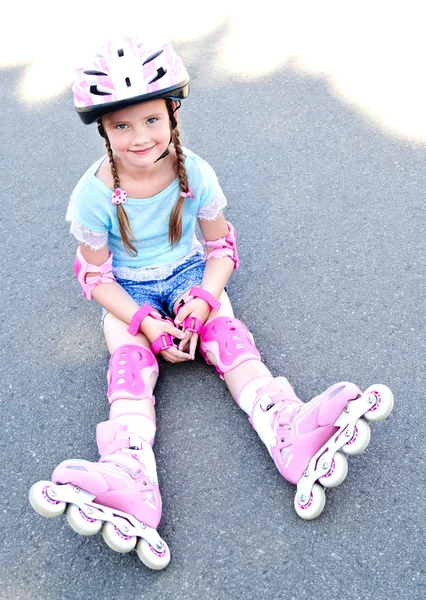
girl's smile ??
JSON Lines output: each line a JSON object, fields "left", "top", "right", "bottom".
{"left": 103, "top": 100, "right": 172, "bottom": 168}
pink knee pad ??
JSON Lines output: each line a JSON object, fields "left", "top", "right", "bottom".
{"left": 107, "top": 345, "right": 158, "bottom": 404}
{"left": 199, "top": 316, "right": 261, "bottom": 378}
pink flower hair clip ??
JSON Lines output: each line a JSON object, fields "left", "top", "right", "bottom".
{"left": 180, "top": 187, "right": 194, "bottom": 200}
{"left": 111, "top": 188, "right": 127, "bottom": 205}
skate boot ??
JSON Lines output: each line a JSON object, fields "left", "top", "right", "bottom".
{"left": 29, "top": 415, "right": 170, "bottom": 570}
{"left": 239, "top": 377, "right": 394, "bottom": 520}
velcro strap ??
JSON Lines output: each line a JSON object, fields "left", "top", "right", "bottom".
{"left": 127, "top": 304, "right": 156, "bottom": 336}
{"left": 86, "top": 272, "right": 116, "bottom": 284}
{"left": 189, "top": 287, "right": 221, "bottom": 311}
{"left": 100, "top": 437, "right": 132, "bottom": 459}
{"left": 176, "top": 287, "right": 221, "bottom": 315}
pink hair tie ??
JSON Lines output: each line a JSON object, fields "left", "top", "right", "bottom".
{"left": 180, "top": 187, "right": 194, "bottom": 200}
{"left": 111, "top": 188, "right": 127, "bottom": 204}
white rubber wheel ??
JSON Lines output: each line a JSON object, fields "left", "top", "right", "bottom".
{"left": 318, "top": 452, "right": 348, "bottom": 488}
{"left": 29, "top": 481, "right": 66, "bottom": 519}
{"left": 66, "top": 503, "right": 102, "bottom": 536}
{"left": 102, "top": 521, "right": 137, "bottom": 553}
{"left": 136, "top": 538, "right": 171, "bottom": 570}
{"left": 363, "top": 385, "right": 394, "bottom": 423}
{"left": 341, "top": 418, "right": 371, "bottom": 455}
{"left": 294, "top": 483, "right": 326, "bottom": 520}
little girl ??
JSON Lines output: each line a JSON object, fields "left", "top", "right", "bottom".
{"left": 29, "top": 36, "right": 394, "bottom": 570}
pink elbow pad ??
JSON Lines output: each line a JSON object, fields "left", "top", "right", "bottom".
{"left": 74, "top": 247, "right": 115, "bottom": 300}
{"left": 203, "top": 221, "right": 240, "bottom": 270}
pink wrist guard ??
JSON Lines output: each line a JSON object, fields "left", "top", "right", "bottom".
{"left": 128, "top": 306, "right": 179, "bottom": 354}
{"left": 182, "top": 315, "right": 204, "bottom": 335}
{"left": 177, "top": 287, "right": 221, "bottom": 314}
{"left": 151, "top": 332, "right": 176, "bottom": 355}
{"left": 127, "top": 304, "right": 157, "bottom": 336}
{"left": 202, "top": 221, "right": 240, "bottom": 271}
{"left": 74, "top": 247, "right": 115, "bottom": 300}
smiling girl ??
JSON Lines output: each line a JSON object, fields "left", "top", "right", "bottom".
{"left": 29, "top": 35, "right": 394, "bottom": 570}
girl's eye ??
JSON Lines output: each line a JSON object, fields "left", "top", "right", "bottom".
{"left": 116, "top": 124, "right": 128, "bottom": 130}
{"left": 147, "top": 117, "right": 158, "bottom": 125}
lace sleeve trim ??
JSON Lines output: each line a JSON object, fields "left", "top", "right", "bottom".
{"left": 69, "top": 219, "right": 108, "bottom": 251}
{"left": 196, "top": 190, "right": 228, "bottom": 222}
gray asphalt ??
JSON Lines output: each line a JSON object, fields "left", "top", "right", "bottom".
{"left": 1, "top": 28, "right": 425, "bottom": 600}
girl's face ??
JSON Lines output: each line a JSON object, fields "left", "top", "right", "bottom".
{"left": 103, "top": 99, "right": 172, "bottom": 168}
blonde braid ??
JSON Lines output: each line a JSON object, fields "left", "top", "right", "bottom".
{"left": 104, "top": 135, "right": 139, "bottom": 256}
{"left": 169, "top": 127, "right": 190, "bottom": 247}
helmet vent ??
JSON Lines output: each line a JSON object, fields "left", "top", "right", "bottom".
{"left": 125, "top": 77, "right": 131, "bottom": 87}
{"left": 142, "top": 50, "right": 164, "bottom": 65}
{"left": 117, "top": 48, "right": 124, "bottom": 57}
{"left": 149, "top": 67, "right": 167, "bottom": 84}
{"left": 84, "top": 70, "right": 108, "bottom": 76}
{"left": 90, "top": 85, "right": 111, "bottom": 96}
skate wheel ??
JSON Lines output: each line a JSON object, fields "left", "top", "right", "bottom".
{"left": 136, "top": 538, "right": 171, "bottom": 570}
{"left": 341, "top": 418, "right": 371, "bottom": 455}
{"left": 294, "top": 483, "right": 325, "bottom": 520}
{"left": 29, "top": 481, "right": 66, "bottom": 519}
{"left": 318, "top": 452, "right": 348, "bottom": 488}
{"left": 102, "top": 521, "right": 137, "bottom": 553}
{"left": 66, "top": 503, "right": 102, "bottom": 536}
{"left": 363, "top": 385, "right": 394, "bottom": 422}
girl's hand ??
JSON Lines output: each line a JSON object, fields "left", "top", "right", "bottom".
{"left": 140, "top": 315, "right": 192, "bottom": 363}
{"left": 174, "top": 298, "right": 211, "bottom": 359}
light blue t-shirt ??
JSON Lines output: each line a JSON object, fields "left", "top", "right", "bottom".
{"left": 67, "top": 148, "right": 226, "bottom": 269}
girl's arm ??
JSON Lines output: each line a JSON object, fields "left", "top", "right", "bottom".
{"left": 78, "top": 244, "right": 187, "bottom": 355}
{"left": 80, "top": 243, "right": 141, "bottom": 321}
{"left": 174, "top": 215, "right": 237, "bottom": 357}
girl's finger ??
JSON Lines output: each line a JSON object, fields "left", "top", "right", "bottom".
{"left": 189, "top": 333, "right": 198, "bottom": 359}
{"left": 178, "top": 331, "right": 192, "bottom": 351}
{"left": 174, "top": 314, "right": 186, "bottom": 326}
{"left": 164, "top": 346, "right": 192, "bottom": 361}
{"left": 166, "top": 324, "right": 186, "bottom": 340}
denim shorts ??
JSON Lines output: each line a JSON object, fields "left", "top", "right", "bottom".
{"left": 105, "top": 253, "right": 206, "bottom": 321}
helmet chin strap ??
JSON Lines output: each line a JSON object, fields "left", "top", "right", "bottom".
{"left": 154, "top": 139, "right": 171, "bottom": 163}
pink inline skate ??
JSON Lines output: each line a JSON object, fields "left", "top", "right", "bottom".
{"left": 200, "top": 316, "right": 394, "bottom": 519}
{"left": 29, "top": 418, "right": 169, "bottom": 569}
{"left": 29, "top": 345, "right": 169, "bottom": 570}
{"left": 242, "top": 377, "right": 394, "bottom": 519}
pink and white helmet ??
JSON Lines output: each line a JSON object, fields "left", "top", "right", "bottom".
{"left": 73, "top": 36, "right": 190, "bottom": 124}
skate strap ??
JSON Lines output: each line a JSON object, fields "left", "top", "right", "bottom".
{"left": 100, "top": 437, "right": 134, "bottom": 459}
{"left": 257, "top": 385, "right": 290, "bottom": 409}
